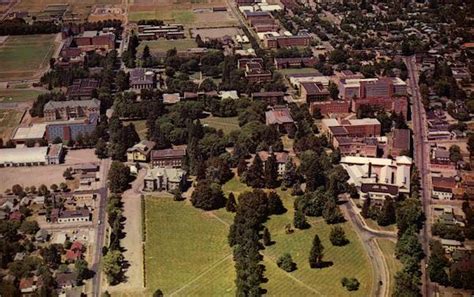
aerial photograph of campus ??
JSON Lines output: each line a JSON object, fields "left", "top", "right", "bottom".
{"left": 0, "top": 0, "right": 473, "bottom": 296}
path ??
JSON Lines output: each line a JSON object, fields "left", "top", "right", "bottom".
{"left": 107, "top": 169, "right": 146, "bottom": 295}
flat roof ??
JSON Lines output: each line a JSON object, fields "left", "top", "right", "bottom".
{"left": 0, "top": 147, "right": 48, "bottom": 164}
{"left": 13, "top": 124, "right": 47, "bottom": 140}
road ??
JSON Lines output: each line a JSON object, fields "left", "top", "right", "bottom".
{"left": 340, "top": 199, "right": 395, "bottom": 297}
{"left": 91, "top": 158, "right": 112, "bottom": 297}
{"left": 404, "top": 56, "right": 434, "bottom": 297}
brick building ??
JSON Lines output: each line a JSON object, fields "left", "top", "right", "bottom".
{"left": 45, "top": 115, "right": 98, "bottom": 142}
{"left": 274, "top": 57, "right": 317, "bottom": 69}
{"left": 252, "top": 91, "right": 285, "bottom": 106}
{"left": 129, "top": 68, "right": 155, "bottom": 90}
{"left": 388, "top": 129, "right": 411, "bottom": 157}
{"left": 322, "top": 118, "right": 381, "bottom": 145}
{"left": 333, "top": 137, "right": 378, "bottom": 157}
{"left": 238, "top": 58, "right": 272, "bottom": 83}
{"left": 265, "top": 106, "right": 295, "bottom": 134}
{"left": 151, "top": 147, "right": 187, "bottom": 168}
{"left": 309, "top": 100, "right": 350, "bottom": 115}
{"left": 73, "top": 31, "right": 115, "bottom": 52}
{"left": 300, "top": 82, "right": 330, "bottom": 103}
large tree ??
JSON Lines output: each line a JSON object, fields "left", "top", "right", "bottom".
{"left": 377, "top": 197, "right": 396, "bottom": 226}
{"left": 329, "top": 225, "right": 348, "bottom": 246}
{"left": 264, "top": 152, "right": 279, "bottom": 188}
{"left": 191, "top": 180, "right": 226, "bottom": 210}
{"left": 244, "top": 154, "right": 265, "bottom": 188}
{"left": 309, "top": 234, "right": 324, "bottom": 268}
{"left": 108, "top": 161, "right": 131, "bottom": 193}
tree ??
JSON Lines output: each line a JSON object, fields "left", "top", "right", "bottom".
{"left": 75, "top": 259, "right": 90, "bottom": 284}
{"left": 19, "top": 220, "right": 39, "bottom": 235}
{"left": 294, "top": 208, "right": 309, "bottom": 229}
{"left": 264, "top": 152, "right": 279, "bottom": 188}
{"left": 244, "top": 154, "right": 265, "bottom": 188}
{"left": 237, "top": 158, "right": 247, "bottom": 177}
{"left": 393, "top": 269, "right": 421, "bottom": 297}
{"left": 226, "top": 192, "right": 237, "bottom": 212}
{"left": 191, "top": 180, "right": 226, "bottom": 210}
{"left": 267, "top": 191, "right": 286, "bottom": 215}
{"left": 395, "top": 226, "right": 424, "bottom": 262}
{"left": 95, "top": 139, "right": 108, "bottom": 159}
{"left": 103, "top": 250, "right": 123, "bottom": 285}
{"left": 323, "top": 198, "right": 344, "bottom": 224}
{"left": 50, "top": 184, "right": 58, "bottom": 192}
{"left": 282, "top": 158, "right": 297, "bottom": 188}
{"left": 362, "top": 199, "right": 371, "bottom": 218}
{"left": 427, "top": 240, "right": 450, "bottom": 286}
{"left": 449, "top": 145, "right": 462, "bottom": 162}
{"left": 59, "top": 182, "right": 68, "bottom": 192}
{"left": 108, "top": 161, "right": 131, "bottom": 193}
{"left": 309, "top": 234, "right": 324, "bottom": 268}
{"left": 277, "top": 253, "right": 296, "bottom": 272}
{"left": 330, "top": 225, "right": 348, "bottom": 246}
{"left": 467, "top": 134, "right": 474, "bottom": 158}
{"left": 396, "top": 198, "right": 424, "bottom": 236}
{"left": 63, "top": 168, "right": 73, "bottom": 180}
{"left": 262, "top": 227, "right": 272, "bottom": 246}
{"left": 153, "top": 290, "right": 164, "bottom": 297}
{"left": 328, "top": 81, "right": 339, "bottom": 99}
{"left": 377, "top": 197, "right": 396, "bottom": 226}
{"left": 52, "top": 136, "right": 62, "bottom": 144}
{"left": 341, "top": 277, "right": 360, "bottom": 291}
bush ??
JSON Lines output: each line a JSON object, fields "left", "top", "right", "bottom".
{"left": 329, "top": 226, "right": 349, "bottom": 246}
{"left": 277, "top": 253, "right": 296, "bottom": 272}
{"left": 341, "top": 277, "right": 360, "bottom": 291}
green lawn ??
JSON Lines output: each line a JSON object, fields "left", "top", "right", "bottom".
{"left": 144, "top": 196, "right": 235, "bottom": 296}
{"left": 129, "top": 9, "right": 196, "bottom": 24}
{"left": 0, "top": 89, "right": 46, "bottom": 103}
{"left": 278, "top": 68, "right": 321, "bottom": 76}
{"left": 0, "top": 34, "right": 57, "bottom": 80}
{"left": 201, "top": 116, "right": 239, "bottom": 135}
{"left": 137, "top": 39, "right": 197, "bottom": 54}
{"left": 366, "top": 218, "right": 398, "bottom": 233}
{"left": 376, "top": 239, "right": 402, "bottom": 296}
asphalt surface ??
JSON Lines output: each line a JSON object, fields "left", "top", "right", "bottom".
{"left": 405, "top": 56, "right": 434, "bottom": 297}
{"left": 91, "top": 158, "right": 112, "bottom": 297}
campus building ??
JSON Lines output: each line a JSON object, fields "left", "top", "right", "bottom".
{"left": 265, "top": 106, "right": 295, "bottom": 134}
{"left": 151, "top": 147, "right": 187, "bottom": 168}
{"left": 143, "top": 167, "right": 187, "bottom": 192}
{"left": 45, "top": 115, "right": 98, "bottom": 142}
{"left": 43, "top": 99, "right": 100, "bottom": 121}
{"left": 0, "top": 144, "right": 64, "bottom": 167}
{"left": 126, "top": 140, "right": 156, "bottom": 162}
{"left": 129, "top": 68, "right": 156, "bottom": 90}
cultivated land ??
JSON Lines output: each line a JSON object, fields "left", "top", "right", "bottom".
{"left": 0, "top": 89, "right": 47, "bottom": 103}
{"left": 0, "top": 109, "right": 24, "bottom": 140}
{"left": 144, "top": 196, "right": 235, "bottom": 296}
{"left": 377, "top": 239, "right": 402, "bottom": 296}
{"left": 0, "top": 34, "right": 58, "bottom": 81}
{"left": 14, "top": 0, "right": 121, "bottom": 15}
{"left": 201, "top": 116, "right": 239, "bottom": 135}
{"left": 143, "top": 175, "right": 373, "bottom": 296}
{"left": 137, "top": 39, "right": 198, "bottom": 54}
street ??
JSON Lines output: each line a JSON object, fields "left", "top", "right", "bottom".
{"left": 404, "top": 56, "right": 434, "bottom": 297}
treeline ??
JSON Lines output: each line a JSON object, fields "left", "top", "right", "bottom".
{"left": 30, "top": 92, "right": 66, "bottom": 117}
{"left": 0, "top": 19, "right": 60, "bottom": 35}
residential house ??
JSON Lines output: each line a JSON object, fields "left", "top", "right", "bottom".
{"left": 432, "top": 176, "right": 457, "bottom": 200}
{"left": 127, "top": 140, "right": 156, "bottom": 162}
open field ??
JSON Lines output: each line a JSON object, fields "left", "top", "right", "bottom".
{"left": 14, "top": 0, "right": 121, "bottom": 15}
{"left": 137, "top": 39, "right": 198, "bottom": 54}
{"left": 377, "top": 239, "right": 402, "bottom": 296}
{"left": 0, "top": 109, "right": 24, "bottom": 140}
{"left": 129, "top": 8, "right": 196, "bottom": 23}
{"left": 0, "top": 34, "right": 58, "bottom": 81}
{"left": 144, "top": 196, "right": 235, "bottom": 296}
{"left": 201, "top": 116, "right": 239, "bottom": 135}
{"left": 0, "top": 89, "right": 46, "bottom": 103}
{"left": 278, "top": 68, "right": 322, "bottom": 76}
{"left": 366, "top": 218, "right": 398, "bottom": 232}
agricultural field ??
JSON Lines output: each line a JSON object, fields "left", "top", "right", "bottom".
{"left": 144, "top": 196, "right": 235, "bottom": 296}
{"left": 201, "top": 116, "right": 239, "bottom": 135}
{"left": 377, "top": 239, "right": 402, "bottom": 296}
{"left": 137, "top": 39, "right": 198, "bottom": 54}
{"left": 0, "top": 109, "right": 24, "bottom": 140}
{"left": 0, "top": 89, "right": 46, "bottom": 103}
{"left": 14, "top": 0, "right": 121, "bottom": 15}
{"left": 0, "top": 35, "right": 58, "bottom": 81}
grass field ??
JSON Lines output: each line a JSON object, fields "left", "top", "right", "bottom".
{"left": 14, "top": 0, "right": 121, "bottom": 15}
{"left": 144, "top": 196, "right": 235, "bottom": 296}
{"left": 366, "top": 218, "right": 397, "bottom": 233}
{"left": 278, "top": 68, "right": 321, "bottom": 76}
{"left": 129, "top": 9, "right": 196, "bottom": 23}
{"left": 123, "top": 120, "right": 147, "bottom": 140}
{"left": 0, "top": 109, "right": 24, "bottom": 139}
{"left": 376, "top": 239, "right": 402, "bottom": 296}
{"left": 0, "top": 89, "right": 46, "bottom": 103}
{"left": 138, "top": 39, "right": 198, "bottom": 54}
{"left": 201, "top": 116, "right": 239, "bottom": 135}
{"left": 0, "top": 35, "right": 57, "bottom": 81}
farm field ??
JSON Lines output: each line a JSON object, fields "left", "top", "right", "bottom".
{"left": 0, "top": 34, "right": 58, "bottom": 81}
{"left": 14, "top": 0, "right": 121, "bottom": 15}
{"left": 0, "top": 89, "right": 46, "bottom": 103}
{"left": 377, "top": 239, "right": 402, "bottom": 296}
{"left": 144, "top": 196, "right": 235, "bottom": 296}
{"left": 201, "top": 116, "right": 239, "bottom": 135}
{"left": 0, "top": 109, "right": 24, "bottom": 140}
{"left": 138, "top": 39, "right": 198, "bottom": 54}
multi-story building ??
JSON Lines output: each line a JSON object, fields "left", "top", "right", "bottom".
{"left": 143, "top": 167, "right": 186, "bottom": 192}
{"left": 73, "top": 30, "right": 115, "bottom": 52}
{"left": 45, "top": 115, "right": 98, "bottom": 142}
{"left": 66, "top": 79, "right": 99, "bottom": 100}
{"left": 238, "top": 58, "right": 272, "bottom": 83}
{"left": 338, "top": 77, "right": 407, "bottom": 100}
{"left": 300, "top": 82, "right": 330, "bottom": 103}
{"left": 388, "top": 129, "right": 411, "bottom": 157}
{"left": 265, "top": 106, "right": 295, "bottom": 134}
{"left": 352, "top": 96, "right": 408, "bottom": 119}
{"left": 322, "top": 118, "right": 381, "bottom": 145}
{"left": 137, "top": 24, "right": 185, "bottom": 40}
{"left": 129, "top": 68, "right": 155, "bottom": 90}
{"left": 257, "top": 151, "right": 289, "bottom": 175}
{"left": 263, "top": 34, "right": 312, "bottom": 49}
{"left": 43, "top": 99, "right": 100, "bottom": 121}
{"left": 127, "top": 140, "right": 156, "bottom": 162}
{"left": 274, "top": 57, "right": 317, "bottom": 69}
{"left": 50, "top": 208, "right": 91, "bottom": 223}
{"left": 333, "top": 137, "right": 378, "bottom": 157}
{"left": 252, "top": 91, "right": 285, "bottom": 106}
{"left": 151, "top": 147, "right": 187, "bottom": 168}
{"left": 432, "top": 176, "right": 457, "bottom": 200}
{"left": 309, "top": 100, "right": 350, "bottom": 115}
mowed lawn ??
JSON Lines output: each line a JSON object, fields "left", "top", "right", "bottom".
{"left": 377, "top": 239, "right": 402, "bottom": 296}
{"left": 0, "top": 89, "right": 46, "bottom": 103}
{"left": 0, "top": 35, "right": 57, "bottom": 80}
{"left": 144, "top": 197, "right": 235, "bottom": 296}
{"left": 138, "top": 39, "right": 197, "bottom": 54}
{"left": 201, "top": 116, "right": 240, "bottom": 135}
{"left": 129, "top": 9, "right": 196, "bottom": 24}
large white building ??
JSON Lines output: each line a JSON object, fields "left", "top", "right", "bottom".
{"left": 0, "top": 145, "right": 64, "bottom": 167}
{"left": 341, "top": 155, "right": 412, "bottom": 203}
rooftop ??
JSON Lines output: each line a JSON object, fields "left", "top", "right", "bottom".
{"left": 13, "top": 124, "right": 47, "bottom": 140}
{"left": 0, "top": 147, "right": 48, "bottom": 164}
{"left": 265, "top": 107, "right": 294, "bottom": 125}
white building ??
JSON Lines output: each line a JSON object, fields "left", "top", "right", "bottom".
{"left": 341, "top": 155, "right": 412, "bottom": 203}
{"left": 143, "top": 167, "right": 186, "bottom": 192}
{"left": 0, "top": 145, "right": 63, "bottom": 167}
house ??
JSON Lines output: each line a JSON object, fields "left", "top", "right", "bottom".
{"left": 65, "top": 241, "right": 84, "bottom": 262}
{"left": 265, "top": 106, "right": 295, "bottom": 134}
{"left": 55, "top": 272, "right": 77, "bottom": 290}
{"left": 431, "top": 147, "right": 451, "bottom": 165}
{"left": 143, "top": 167, "right": 186, "bottom": 192}
{"left": 79, "top": 172, "right": 96, "bottom": 186}
{"left": 66, "top": 79, "right": 99, "bottom": 100}
{"left": 432, "top": 176, "right": 457, "bottom": 200}
{"left": 129, "top": 68, "right": 155, "bottom": 90}
{"left": 127, "top": 140, "right": 156, "bottom": 162}
{"left": 388, "top": 129, "right": 411, "bottom": 157}
{"left": 50, "top": 208, "right": 91, "bottom": 224}
{"left": 257, "top": 151, "right": 289, "bottom": 175}
{"left": 151, "top": 147, "right": 186, "bottom": 168}
{"left": 163, "top": 93, "right": 180, "bottom": 104}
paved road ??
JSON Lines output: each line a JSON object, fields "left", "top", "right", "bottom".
{"left": 340, "top": 199, "right": 394, "bottom": 297}
{"left": 91, "top": 158, "right": 112, "bottom": 297}
{"left": 404, "top": 56, "right": 434, "bottom": 297}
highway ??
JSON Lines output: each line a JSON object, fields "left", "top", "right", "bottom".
{"left": 404, "top": 56, "right": 434, "bottom": 297}
{"left": 91, "top": 158, "right": 112, "bottom": 297}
